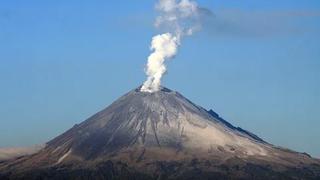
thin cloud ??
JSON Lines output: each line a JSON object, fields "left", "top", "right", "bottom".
{"left": 203, "top": 9, "right": 320, "bottom": 38}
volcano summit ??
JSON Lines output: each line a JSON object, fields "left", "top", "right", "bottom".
{"left": 1, "top": 87, "right": 320, "bottom": 179}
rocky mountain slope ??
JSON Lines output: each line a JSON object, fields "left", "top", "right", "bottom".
{"left": 1, "top": 87, "right": 319, "bottom": 180}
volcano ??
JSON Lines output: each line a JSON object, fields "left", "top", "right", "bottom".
{"left": 1, "top": 87, "right": 320, "bottom": 179}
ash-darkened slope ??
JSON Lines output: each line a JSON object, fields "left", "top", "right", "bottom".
{"left": 1, "top": 87, "right": 320, "bottom": 180}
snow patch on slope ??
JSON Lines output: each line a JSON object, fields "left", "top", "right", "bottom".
{"left": 57, "top": 149, "right": 72, "bottom": 164}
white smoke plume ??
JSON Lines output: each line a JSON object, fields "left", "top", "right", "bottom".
{"left": 141, "top": 0, "right": 204, "bottom": 93}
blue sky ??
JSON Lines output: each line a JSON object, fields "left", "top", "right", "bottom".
{"left": 0, "top": 0, "right": 319, "bottom": 157}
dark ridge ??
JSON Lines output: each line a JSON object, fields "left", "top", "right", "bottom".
{"left": 135, "top": 86, "right": 173, "bottom": 93}
{"left": 135, "top": 86, "right": 143, "bottom": 92}
{"left": 302, "top": 152, "right": 312, "bottom": 158}
{"left": 160, "top": 87, "right": 173, "bottom": 93}
{"left": 207, "top": 109, "right": 265, "bottom": 143}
